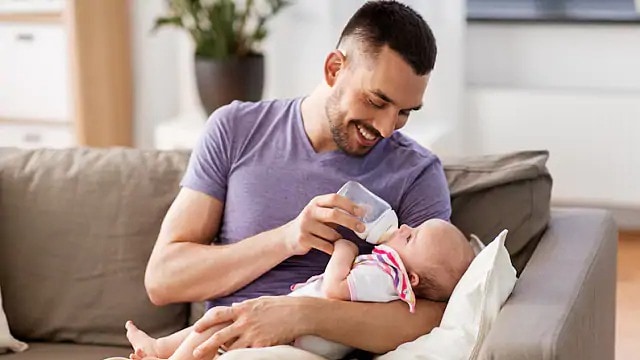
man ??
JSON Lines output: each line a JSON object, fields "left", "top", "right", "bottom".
{"left": 144, "top": 1, "right": 451, "bottom": 358}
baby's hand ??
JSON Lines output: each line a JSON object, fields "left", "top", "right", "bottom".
{"left": 334, "top": 239, "right": 359, "bottom": 256}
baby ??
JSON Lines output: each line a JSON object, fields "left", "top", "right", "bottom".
{"left": 124, "top": 218, "right": 475, "bottom": 360}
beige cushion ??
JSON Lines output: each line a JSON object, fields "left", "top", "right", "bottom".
{"left": 0, "top": 148, "right": 190, "bottom": 346}
{"left": 444, "top": 151, "right": 552, "bottom": 274}
{"left": 0, "top": 343, "right": 129, "bottom": 360}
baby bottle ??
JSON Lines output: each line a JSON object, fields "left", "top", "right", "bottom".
{"left": 337, "top": 181, "right": 398, "bottom": 244}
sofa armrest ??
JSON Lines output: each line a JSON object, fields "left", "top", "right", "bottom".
{"left": 478, "top": 208, "right": 617, "bottom": 360}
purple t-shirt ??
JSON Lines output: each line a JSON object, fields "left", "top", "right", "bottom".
{"left": 180, "top": 97, "right": 451, "bottom": 309}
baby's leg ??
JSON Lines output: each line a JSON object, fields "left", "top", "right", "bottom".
{"left": 169, "top": 322, "right": 232, "bottom": 360}
{"left": 126, "top": 321, "right": 192, "bottom": 359}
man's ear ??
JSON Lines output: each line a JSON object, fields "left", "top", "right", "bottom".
{"left": 409, "top": 271, "right": 420, "bottom": 288}
{"left": 324, "top": 50, "right": 346, "bottom": 87}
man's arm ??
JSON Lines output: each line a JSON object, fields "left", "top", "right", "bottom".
{"left": 320, "top": 240, "right": 358, "bottom": 300}
{"left": 145, "top": 189, "right": 365, "bottom": 305}
{"left": 304, "top": 297, "right": 445, "bottom": 353}
{"left": 192, "top": 295, "right": 445, "bottom": 357}
{"left": 145, "top": 188, "right": 291, "bottom": 305}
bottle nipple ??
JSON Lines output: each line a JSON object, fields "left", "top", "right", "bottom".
{"left": 365, "top": 209, "right": 399, "bottom": 245}
{"left": 377, "top": 226, "right": 397, "bottom": 244}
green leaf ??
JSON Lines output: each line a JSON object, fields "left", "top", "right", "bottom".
{"left": 253, "top": 27, "right": 267, "bottom": 42}
{"left": 152, "top": 16, "right": 183, "bottom": 32}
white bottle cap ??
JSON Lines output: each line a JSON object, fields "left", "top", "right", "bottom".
{"left": 365, "top": 209, "right": 399, "bottom": 244}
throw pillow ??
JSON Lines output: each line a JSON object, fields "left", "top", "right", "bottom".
{"left": 376, "top": 230, "right": 517, "bottom": 360}
{"left": 0, "top": 286, "right": 27, "bottom": 354}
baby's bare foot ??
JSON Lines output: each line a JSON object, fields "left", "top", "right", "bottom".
{"left": 126, "top": 321, "right": 159, "bottom": 358}
{"left": 129, "top": 348, "right": 150, "bottom": 360}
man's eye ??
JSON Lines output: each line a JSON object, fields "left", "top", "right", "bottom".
{"left": 406, "top": 234, "right": 411, "bottom": 243}
{"left": 367, "top": 98, "right": 384, "bottom": 109}
{"left": 400, "top": 110, "right": 410, "bottom": 117}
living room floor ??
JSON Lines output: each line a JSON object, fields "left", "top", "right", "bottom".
{"left": 616, "top": 231, "right": 640, "bottom": 360}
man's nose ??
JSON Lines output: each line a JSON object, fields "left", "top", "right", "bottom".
{"left": 373, "top": 110, "right": 398, "bottom": 138}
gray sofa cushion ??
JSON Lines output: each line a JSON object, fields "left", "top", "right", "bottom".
{"left": 0, "top": 343, "right": 129, "bottom": 360}
{"left": 0, "top": 148, "right": 190, "bottom": 346}
{"left": 443, "top": 151, "right": 552, "bottom": 274}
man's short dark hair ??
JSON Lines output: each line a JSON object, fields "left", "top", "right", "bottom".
{"left": 337, "top": 0, "right": 437, "bottom": 75}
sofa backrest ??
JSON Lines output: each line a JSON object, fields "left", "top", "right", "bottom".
{"left": 443, "top": 150, "right": 552, "bottom": 274}
{"left": 0, "top": 148, "right": 191, "bottom": 346}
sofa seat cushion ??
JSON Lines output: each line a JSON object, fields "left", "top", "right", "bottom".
{"left": 443, "top": 150, "right": 552, "bottom": 274}
{"left": 0, "top": 343, "right": 129, "bottom": 360}
{"left": 0, "top": 148, "right": 191, "bottom": 346}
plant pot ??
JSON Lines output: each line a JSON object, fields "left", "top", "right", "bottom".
{"left": 195, "top": 54, "right": 265, "bottom": 116}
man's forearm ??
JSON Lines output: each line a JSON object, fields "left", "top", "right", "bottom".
{"left": 145, "top": 227, "right": 291, "bottom": 305}
{"left": 299, "top": 297, "right": 446, "bottom": 354}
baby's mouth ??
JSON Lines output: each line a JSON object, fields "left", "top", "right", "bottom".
{"left": 377, "top": 229, "right": 395, "bottom": 244}
{"left": 379, "top": 227, "right": 403, "bottom": 244}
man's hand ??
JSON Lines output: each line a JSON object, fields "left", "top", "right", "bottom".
{"left": 191, "top": 296, "right": 312, "bottom": 359}
{"left": 280, "top": 194, "right": 365, "bottom": 256}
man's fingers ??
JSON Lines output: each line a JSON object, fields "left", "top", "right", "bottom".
{"left": 308, "top": 221, "right": 342, "bottom": 241}
{"left": 312, "top": 206, "right": 364, "bottom": 233}
{"left": 306, "top": 236, "right": 334, "bottom": 255}
{"left": 226, "top": 335, "right": 250, "bottom": 351}
{"left": 313, "top": 194, "right": 361, "bottom": 216}
{"left": 193, "top": 324, "right": 241, "bottom": 359}
{"left": 194, "top": 306, "right": 235, "bottom": 333}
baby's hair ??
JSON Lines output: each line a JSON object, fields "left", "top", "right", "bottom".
{"left": 412, "top": 221, "right": 477, "bottom": 302}
{"left": 413, "top": 267, "right": 450, "bottom": 302}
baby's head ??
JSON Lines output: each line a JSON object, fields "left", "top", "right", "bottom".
{"left": 382, "top": 219, "right": 475, "bottom": 302}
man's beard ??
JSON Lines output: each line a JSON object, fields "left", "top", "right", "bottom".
{"left": 325, "top": 89, "right": 369, "bottom": 157}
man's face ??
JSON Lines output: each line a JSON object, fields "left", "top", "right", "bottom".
{"left": 325, "top": 45, "right": 429, "bottom": 156}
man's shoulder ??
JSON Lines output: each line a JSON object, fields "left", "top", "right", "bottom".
{"left": 205, "top": 97, "right": 300, "bottom": 136}
{"left": 209, "top": 97, "right": 298, "bottom": 121}
{"left": 383, "top": 131, "right": 438, "bottom": 165}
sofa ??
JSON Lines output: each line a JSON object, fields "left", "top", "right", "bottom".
{"left": 0, "top": 147, "right": 616, "bottom": 360}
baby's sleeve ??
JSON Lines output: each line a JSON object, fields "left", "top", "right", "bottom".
{"left": 346, "top": 264, "right": 400, "bottom": 303}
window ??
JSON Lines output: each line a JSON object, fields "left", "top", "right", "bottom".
{"left": 468, "top": 0, "right": 640, "bottom": 22}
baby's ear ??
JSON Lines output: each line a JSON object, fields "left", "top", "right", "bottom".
{"left": 409, "top": 272, "right": 420, "bottom": 287}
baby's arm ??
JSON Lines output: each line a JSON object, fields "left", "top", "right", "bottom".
{"left": 321, "top": 239, "right": 359, "bottom": 300}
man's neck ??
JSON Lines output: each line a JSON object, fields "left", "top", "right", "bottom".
{"left": 300, "top": 86, "right": 338, "bottom": 153}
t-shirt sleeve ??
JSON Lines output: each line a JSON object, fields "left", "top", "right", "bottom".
{"left": 180, "top": 103, "right": 237, "bottom": 202}
{"left": 398, "top": 156, "right": 452, "bottom": 227}
{"left": 346, "top": 264, "right": 400, "bottom": 303}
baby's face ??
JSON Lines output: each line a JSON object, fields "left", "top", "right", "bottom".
{"left": 382, "top": 219, "right": 475, "bottom": 299}
{"left": 382, "top": 222, "right": 438, "bottom": 274}
{"left": 382, "top": 219, "right": 467, "bottom": 280}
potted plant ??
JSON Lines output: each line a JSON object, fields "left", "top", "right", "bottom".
{"left": 155, "top": 0, "right": 290, "bottom": 115}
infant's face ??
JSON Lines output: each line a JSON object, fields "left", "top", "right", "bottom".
{"left": 382, "top": 222, "right": 436, "bottom": 273}
{"left": 383, "top": 219, "right": 475, "bottom": 300}
{"left": 382, "top": 219, "right": 463, "bottom": 276}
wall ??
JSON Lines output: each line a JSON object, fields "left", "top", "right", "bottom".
{"left": 466, "top": 23, "right": 640, "bottom": 227}
{"left": 130, "top": 0, "right": 181, "bottom": 148}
